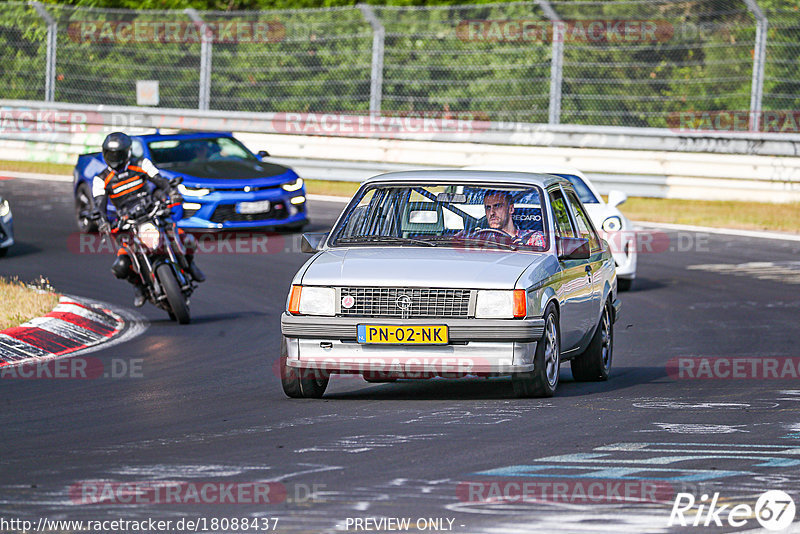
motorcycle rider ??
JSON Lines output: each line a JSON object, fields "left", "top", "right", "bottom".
{"left": 92, "top": 132, "right": 205, "bottom": 307}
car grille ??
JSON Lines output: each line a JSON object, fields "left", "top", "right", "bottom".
{"left": 338, "top": 287, "right": 473, "bottom": 318}
{"left": 209, "top": 203, "right": 288, "bottom": 223}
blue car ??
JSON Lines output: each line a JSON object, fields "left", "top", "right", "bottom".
{"left": 73, "top": 131, "right": 308, "bottom": 232}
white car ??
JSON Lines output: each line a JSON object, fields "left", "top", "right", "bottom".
{"left": 464, "top": 166, "right": 636, "bottom": 290}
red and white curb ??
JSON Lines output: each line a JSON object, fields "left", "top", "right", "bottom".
{"left": 0, "top": 295, "right": 146, "bottom": 368}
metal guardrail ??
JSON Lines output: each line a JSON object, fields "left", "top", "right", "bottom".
{"left": 1, "top": 100, "right": 799, "bottom": 202}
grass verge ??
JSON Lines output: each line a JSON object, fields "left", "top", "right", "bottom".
{"left": 618, "top": 197, "right": 800, "bottom": 234}
{"left": 1, "top": 159, "right": 798, "bottom": 234}
{"left": 0, "top": 276, "right": 60, "bottom": 331}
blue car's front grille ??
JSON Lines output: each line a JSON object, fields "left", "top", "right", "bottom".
{"left": 209, "top": 203, "right": 289, "bottom": 223}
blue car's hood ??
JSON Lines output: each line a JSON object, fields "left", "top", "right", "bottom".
{"left": 156, "top": 160, "right": 297, "bottom": 189}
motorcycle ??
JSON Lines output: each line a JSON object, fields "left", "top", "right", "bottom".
{"left": 96, "top": 194, "right": 197, "bottom": 324}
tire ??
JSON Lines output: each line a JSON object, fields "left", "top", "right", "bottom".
{"left": 75, "top": 183, "right": 98, "bottom": 234}
{"left": 512, "top": 303, "right": 560, "bottom": 398}
{"left": 618, "top": 277, "right": 633, "bottom": 291}
{"left": 571, "top": 301, "right": 613, "bottom": 381}
{"left": 279, "top": 337, "right": 329, "bottom": 398}
{"left": 156, "top": 263, "right": 191, "bottom": 324}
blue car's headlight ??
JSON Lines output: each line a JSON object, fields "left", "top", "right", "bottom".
{"left": 0, "top": 200, "right": 10, "bottom": 218}
{"left": 282, "top": 178, "right": 304, "bottom": 192}
{"left": 178, "top": 184, "right": 211, "bottom": 197}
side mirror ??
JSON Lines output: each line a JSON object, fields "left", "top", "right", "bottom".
{"left": 257, "top": 150, "right": 270, "bottom": 159}
{"left": 301, "top": 232, "right": 328, "bottom": 253}
{"left": 607, "top": 190, "right": 627, "bottom": 208}
{"left": 557, "top": 237, "right": 591, "bottom": 260}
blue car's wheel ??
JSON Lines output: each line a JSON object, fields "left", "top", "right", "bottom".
{"left": 75, "top": 183, "right": 98, "bottom": 234}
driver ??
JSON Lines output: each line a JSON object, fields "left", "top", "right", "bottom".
{"left": 480, "top": 190, "right": 546, "bottom": 248}
{"left": 92, "top": 132, "right": 204, "bottom": 307}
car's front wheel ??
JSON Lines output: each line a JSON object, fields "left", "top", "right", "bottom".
{"left": 570, "top": 301, "right": 613, "bottom": 381}
{"left": 279, "top": 337, "right": 329, "bottom": 398}
{"left": 75, "top": 183, "right": 98, "bottom": 234}
{"left": 512, "top": 303, "right": 560, "bottom": 398}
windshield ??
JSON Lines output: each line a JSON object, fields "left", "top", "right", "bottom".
{"left": 147, "top": 137, "right": 258, "bottom": 166}
{"left": 330, "top": 183, "right": 549, "bottom": 251}
{"left": 555, "top": 174, "right": 599, "bottom": 204}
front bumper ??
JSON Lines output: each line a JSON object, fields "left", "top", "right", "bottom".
{"left": 281, "top": 313, "right": 545, "bottom": 376}
{"left": 177, "top": 187, "right": 307, "bottom": 230}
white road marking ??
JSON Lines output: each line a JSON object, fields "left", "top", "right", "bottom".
{"left": 688, "top": 261, "right": 800, "bottom": 285}
{"left": 638, "top": 423, "right": 748, "bottom": 434}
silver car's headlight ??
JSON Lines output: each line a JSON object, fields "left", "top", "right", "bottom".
{"left": 137, "top": 222, "right": 162, "bottom": 251}
{"left": 475, "top": 290, "right": 526, "bottom": 319}
{"left": 288, "top": 285, "right": 335, "bottom": 316}
{"left": 602, "top": 216, "right": 622, "bottom": 232}
{"left": 282, "top": 178, "right": 304, "bottom": 192}
{"left": 0, "top": 200, "right": 10, "bottom": 218}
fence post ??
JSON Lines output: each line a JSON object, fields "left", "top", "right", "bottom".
{"left": 31, "top": 1, "right": 56, "bottom": 102}
{"left": 536, "top": 0, "right": 562, "bottom": 125}
{"left": 185, "top": 8, "right": 212, "bottom": 111}
{"left": 358, "top": 4, "right": 384, "bottom": 116}
{"left": 743, "top": 0, "right": 767, "bottom": 132}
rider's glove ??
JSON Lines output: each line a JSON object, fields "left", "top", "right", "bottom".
{"left": 98, "top": 220, "right": 111, "bottom": 234}
{"left": 169, "top": 189, "right": 183, "bottom": 205}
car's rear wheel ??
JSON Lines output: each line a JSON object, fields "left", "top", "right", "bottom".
{"left": 279, "top": 337, "right": 329, "bottom": 398}
{"left": 512, "top": 303, "right": 560, "bottom": 398}
{"left": 618, "top": 278, "right": 633, "bottom": 291}
{"left": 571, "top": 301, "right": 613, "bottom": 381}
{"left": 75, "top": 183, "right": 98, "bottom": 234}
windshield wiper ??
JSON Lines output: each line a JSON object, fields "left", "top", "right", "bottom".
{"left": 336, "top": 235, "right": 436, "bottom": 247}
{"left": 423, "top": 235, "right": 518, "bottom": 251}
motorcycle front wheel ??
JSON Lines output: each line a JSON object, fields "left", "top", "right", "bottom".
{"left": 156, "top": 263, "right": 191, "bottom": 324}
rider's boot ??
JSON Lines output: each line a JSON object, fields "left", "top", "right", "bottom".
{"left": 133, "top": 283, "right": 146, "bottom": 307}
{"left": 187, "top": 256, "right": 205, "bottom": 283}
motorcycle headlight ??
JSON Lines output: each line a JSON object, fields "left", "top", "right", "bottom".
{"left": 475, "top": 290, "right": 526, "bottom": 319}
{"left": 602, "top": 216, "right": 623, "bottom": 232}
{"left": 282, "top": 178, "right": 304, "bottom": 192}
{"left": 178, "top": 184, "right": 211, "bottom": 197}
{"left": 287, "top": 285, "right": 335, "bottom": 316}
{"left": 0, "top": 200, "right": 10, "bottom": 218}
{"left": 137, "top": 222, "right": 162, "bottom": 251}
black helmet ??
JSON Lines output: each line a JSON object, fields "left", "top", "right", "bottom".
{"left": 102, "top": 132, "right": 132, "bottom": 171}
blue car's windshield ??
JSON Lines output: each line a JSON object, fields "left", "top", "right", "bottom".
{"left": 331, "top": 183, "right": 549, "bottom": 251}
{"left": 147, "top": 137, "right": 258, "bottom": 166}
{"left": 555, "top": 174, "right": 599, "bottom": 204}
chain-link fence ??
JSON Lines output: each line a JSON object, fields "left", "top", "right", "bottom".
{"left": 1, "top": 0, "right": 798, "bottom": 128}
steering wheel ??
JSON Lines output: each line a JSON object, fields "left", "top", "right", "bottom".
{"left": 470, "top": 228, "right": 510, "bottom": 238}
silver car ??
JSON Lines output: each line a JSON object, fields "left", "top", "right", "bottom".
{"left": 279, "top": 171, "right": 621, "bottom": 398}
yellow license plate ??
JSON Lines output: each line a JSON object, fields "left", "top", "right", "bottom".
{"left": 357, "top": 325, "right": 448, "bottom": 345}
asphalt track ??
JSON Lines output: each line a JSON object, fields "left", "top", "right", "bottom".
{"left": 2, "top": 177, "right": 800, "bottom": 533}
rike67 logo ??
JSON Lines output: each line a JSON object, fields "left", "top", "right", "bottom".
{"left": 669, "top": 490, "right": 796, "bottom": 530}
